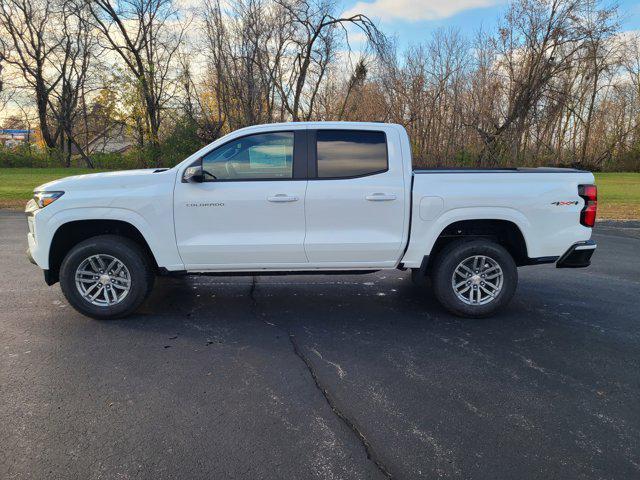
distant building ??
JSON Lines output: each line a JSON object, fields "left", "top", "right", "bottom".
{"left": 0, "top": 129, "right": 35, "bottom": 147}
{"left": 84, "top": 122, "right": 136, "bottom": 154}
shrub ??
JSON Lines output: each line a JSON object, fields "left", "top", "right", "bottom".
{"left": 158, "top": 117, "right": 207, "bottom": 166}
{"left": 0, "top": 145, "right": 62, "bottom": 168}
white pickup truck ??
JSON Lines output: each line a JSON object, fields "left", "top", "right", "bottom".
{"left": 25, "top": 122, "right": 597, "bottom": 319}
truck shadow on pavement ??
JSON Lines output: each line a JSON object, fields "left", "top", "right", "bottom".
{"left": 115, "top": 272, "right": 547, "bottom": 349}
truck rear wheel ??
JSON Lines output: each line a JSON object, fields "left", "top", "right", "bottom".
{"left": 431, "top": 239, "right": 517, "bottom": 318}
{"left": 59, "top": 235, "right": 154, "bottom": 319}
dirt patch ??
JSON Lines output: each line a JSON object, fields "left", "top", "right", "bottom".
{"left": 0, "top": 199, "right": 26, "bottom": 210}
{"left": 597, "top": 203, "right": 640, "bottom": 221}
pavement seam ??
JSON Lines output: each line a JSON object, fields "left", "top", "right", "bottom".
{"left": 248, "top": 275, "right": 393, "bottom": 479}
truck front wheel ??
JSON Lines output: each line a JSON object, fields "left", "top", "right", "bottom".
{"left": 59, "top": 235, "right": 155, "bottom": 319}
{"left": 431, "top": 239, "right": 517, "bottom": 318}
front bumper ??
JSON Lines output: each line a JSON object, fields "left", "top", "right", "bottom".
{"left": 25, "top": 201, "right": 49, "bottom": 270}
{"left": 26, "top": 247, "right": 36, "bottom": 265}
{"left": 556, "top": 240, "right": 596, "bottom": 268}
{"left": 26, "top": 229, "right": 44, "bottom": 266}
{"left": 26, "top": 228, "right": 57, "bottom": 285}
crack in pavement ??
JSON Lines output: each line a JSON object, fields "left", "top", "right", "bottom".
{"left": 248, "top": 275, "right": 393, "bottom": 479}
{"left": 287, "top": 331, "right": 394, "bottom": 479}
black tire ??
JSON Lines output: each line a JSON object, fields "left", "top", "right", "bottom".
{"left": 59, "top": 235, "right": 155, "bottom": 319}
{"left": 430, "top": 239, "right": 517, "bottom": 318}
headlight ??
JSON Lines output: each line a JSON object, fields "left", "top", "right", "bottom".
{"left": 33, "top": 191, "right": 64, "bottom": 208}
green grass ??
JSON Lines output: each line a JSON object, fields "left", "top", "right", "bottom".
{"left": 594, "top": 173, "right": 640, "bottom": 220}
{"left": 0, "top": 168, "right": 105, "bottom": 207}
{"left": 1, "top": 168, "right": 639, "bottom": 219}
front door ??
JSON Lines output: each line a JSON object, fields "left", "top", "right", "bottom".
{"left": 174, "top": 130, "right": 308, "bottom": 269}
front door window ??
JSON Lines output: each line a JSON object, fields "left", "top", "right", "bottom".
{"left": 202, "top": 132, "right": 294, "bottom": 181}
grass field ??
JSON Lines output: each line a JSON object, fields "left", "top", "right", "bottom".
{"left": 0, "top": 167, "right": 639, "bottom": 219}
{"left": 0, "top": 168, "right": 106, "bottom": 209}
{"left": 592, "top": 173, "right": 640, "bottom": 220}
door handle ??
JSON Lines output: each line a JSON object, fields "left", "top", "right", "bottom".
{"left": 267, "top": 194, "right": 298, "bottom": 203}
{"left": 365, "top": 193, "right": 397, "bottom": 201}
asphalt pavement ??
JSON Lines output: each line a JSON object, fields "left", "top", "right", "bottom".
{"left": 1, "top": 210, "right": 639, "bottom": 479}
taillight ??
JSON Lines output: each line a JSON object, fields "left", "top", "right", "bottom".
{"left": 578, "top": 184, "right": 597, "bottom": 227}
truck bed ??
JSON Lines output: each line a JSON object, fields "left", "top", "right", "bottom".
{"left": 401, "top": 167, "right": 595, "bottom": 267}
{"left": 413, "top": 167, "right": 587, "bottom": 174}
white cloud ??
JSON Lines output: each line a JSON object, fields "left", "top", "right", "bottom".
{"left": 347, "top": 31, "right": 368, "bottom": 44}
{"left": 614, "top": 29, "right": 640, "bottom": 45}
{"left": 345, "top": 0, "right": 502, "bottom": 22}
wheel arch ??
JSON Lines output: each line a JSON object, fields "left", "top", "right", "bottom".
{"left": 402, "top": 206, "right": 538, "bottom": 269}
{"left": 411, "top": 218, "right": 531, "bottom": 279}
{"left": 430, "top": 219, "right": 528, "bottom": 265}
{"left": 47, "top": 219, "right": 158, "bottom": 285}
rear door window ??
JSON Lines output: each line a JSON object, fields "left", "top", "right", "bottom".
{"left": 316, "top": 130, "right": 387, "bottom": 178}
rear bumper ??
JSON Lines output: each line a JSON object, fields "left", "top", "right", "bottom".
{"left": 556, "top": 240, "right": 596, "bottom": 268}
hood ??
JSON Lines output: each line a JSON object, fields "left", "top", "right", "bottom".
{"left": 35, "top": 168, "right": 170, "bottom": 192}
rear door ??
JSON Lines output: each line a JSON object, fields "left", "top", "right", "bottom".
{"left": 174, "top": 129, "right": 309, "bottom": 269}
{"left": 304, "top": 128, "right": 406, "bottom": 267}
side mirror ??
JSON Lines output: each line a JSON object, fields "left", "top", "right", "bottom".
{"left": 183, "top": 165, "right": 204, "bottom": 183}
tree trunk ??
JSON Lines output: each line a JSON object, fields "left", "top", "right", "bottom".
{"left": 35, "top": 83, "right": 56, "bottom": 149}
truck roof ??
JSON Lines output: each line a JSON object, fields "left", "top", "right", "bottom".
{"left": 231, "top": 121, "right": 404, "bottom": 132}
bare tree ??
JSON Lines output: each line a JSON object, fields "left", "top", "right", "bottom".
{"left": 0, "top": 39, "right": 11, "bottom": 116}
{"left": 337, "top": 58, "right": 367, "bottom": 120}
{"left": 49, "top": 1, "right": 97, "bottom": 166}
{"left": 203, "top": 0, "right": 277, "bottom": 129}
{"left": 467, "top": 0, "right": 617, "bottom": 164}
{"left": 176, "top": 50, "right": 224, "bottom": 142}
{"left": 271, "top": 0, "right": 386, "bottom": 121}
{"left": 0, "top": 0, "right": 64, "bottom": 148}
{"left": 1, "top": 0, "right": 639, "bottom": 172}
{"left": 202, "top": 0, "right": 386, "bottom": 129}
{"left": 86, "top": 0, "right": 187, "bottom": 160}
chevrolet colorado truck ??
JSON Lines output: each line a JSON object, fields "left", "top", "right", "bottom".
{"left": 25, "top": 122, "right": 597, "bottom": 319}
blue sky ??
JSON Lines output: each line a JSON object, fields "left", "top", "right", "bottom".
{"left": 342, "top": 0, "right": 640, "bottom": 50}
